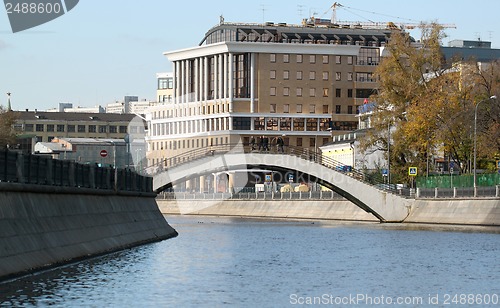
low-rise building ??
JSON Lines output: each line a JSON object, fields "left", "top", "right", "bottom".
{"left": 13, "top": 111, "right": 145, "bottom": 153}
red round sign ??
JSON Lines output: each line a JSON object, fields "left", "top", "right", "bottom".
{"left": 100, "top": 150, "right": 108, "bottom": 158}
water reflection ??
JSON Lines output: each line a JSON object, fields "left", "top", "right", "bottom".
{"left": 1, "top": 216, "right": 499, "bottom": 307}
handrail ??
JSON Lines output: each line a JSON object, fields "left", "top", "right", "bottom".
{"left": 146, "top": 143, "right": 413, "bottom": 197}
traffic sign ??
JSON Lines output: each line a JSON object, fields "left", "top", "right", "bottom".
{"left": 265, "top": 174, "right": 272, "bottom": 182}
{"left": 100, "top": 150, "right": 108, "bottom": 158}
{"left": 408, "top": 167, "right": 418, "bottom": 176}
{"left": 288, "top": 174, "right": 294, "bottom": 183}
{"left": 497, "top": 160, "right": 500, "bottom": 169}
{"left": 381, "top": 169, "right": 388, "bottom": 176}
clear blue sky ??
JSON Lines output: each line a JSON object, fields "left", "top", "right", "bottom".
{"left": 1, "top": 0, "right": 499, "bottom": 111}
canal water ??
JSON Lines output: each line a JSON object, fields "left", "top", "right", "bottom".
{"left": 1, "top": 216, "right": 499, "bottom": 307}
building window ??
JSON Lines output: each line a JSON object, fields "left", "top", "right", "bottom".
{"left": 254, "top": 117, "right": 265, "bottom": 130}
{"left": 267, "top": 117, "right": 279, "bottom": 131}
{"left": 309, "top": 71, "right": 316, "bottom": 80}
{"left": 347, "top": 56, "right": 353, "bottom": 65}
{"left": 25, "top": 124, "right": 34, "bottom": 132}
{"left": 307, "top": 119, "right": 318, "bottom": 131}
{"left": 283, "top": 87, "right": 290, "bottom": 96}
{"left": 310, "top": 138, "right": 316, "bottom": 147}
{"left": 348, "top": 106, "right": 353, "bottom": 114}
{"left": 67, "top": 125, "right": 75, "bottom": 133}
{"left": 270, "top": 104, "right": 277, "bottom": 113}
{"left": 335, "top": 55, "right": 341, "bottom": 64}
{"left": 109, "top": 126, "right": 117, "bottom": 133}
{"left": 336, "top": 72, "right": 341, "bottom": 81}
{"left": 280, "top": 117, "right": 291, "bottom": 131}
{"left": 323, "top": 105, "right": 329, "bottom": 114}
{"left": 322, "top": 138, "right": 330, "bottom": 146}
{"left": 78, "top": 125, "right": 86, "bottom": 133}
{"left": 297, "top": 104, "right": 302, "bottom": 113}
{"left": 336, "top": 89, "right": 341, "bottom": 97}
{"left": 47, "top": 124, "right": 54, "bottom": 132}
{"left": 309, "top": 104, "right": 316, "bottom": 114}
{"left": 233, "top": 117, "right": 251, "bottom": 130}
{"left": 297, "top": 54, "right": 303, "bottom": 63}
{"left": 283, "top": 54, "right": 289, "bottom": 63}
{"left": 89, "top": 125, "right": 97, "bottom": 133}
{"left": 294, "top": 118, "right": 305, "bottom": 131}
{"left": 309, "top": 88, "right": 316, "bottom": 97}
{"left": 283, "top": 70, "right": 289, "bottom": 80}
{"left": 335, "top": 105, "right": 341, "bottom": 114}
{"left": 270, "top": 54, "right": 276, "bottom": 63}
{"left": 35, "top": 124, "right": 44, "bottom": 132}
{"left": 283, "top": 104, "right": 290, "bottom": 113}
{"left": 296, "top": 88, "right": 302, "bottom": 97}
{"left": 99, "top": 126, "right": 107, "bottom": 133}
{"left": 270, "top": 70, "right": 276, "bottom": 79}
{"left": 270, "top": 87, "right": 276, "bottom": 96}
{"left": 348, "top": 89, "right": 353, "bottom": 98}
{"left": 57, "top": 125, "right": 65, "bottom": 132}
{"left": 119, "top": 126, "right": 127, "bottom": 133}
{"left": 323, "top": 72, "right": 329, "bottom": 80}
{"left": 297, "top": 137, "right": 303, "bottom": 146}
{"left": 309, "top": 55, "right": 316, "bottom": 64}
{"left": 296, "top": 71, "right": 303, "bottom": 80}
{"left": 348, "top": 72, "right": 353, "bottom": 81}
{"left": 323, "top": 55, "right": 329, "bottom": 64}
{"left": 323, "top": 88, "right": 329, "bottom": 97}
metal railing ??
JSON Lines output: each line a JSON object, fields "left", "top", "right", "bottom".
{"left": 157, "top": 191, "right": 346, "bottom": 201}
{"left": 0, "top": 149, "right": 153, "bottom": 193}
{"left": 417, "top": 186, "right": 500, "bottom": 199}
{"left": 146, "top": 143, "right": 414, "bottom": 198}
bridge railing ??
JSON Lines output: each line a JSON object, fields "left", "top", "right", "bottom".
{"left": 0, "top": 149, "right": 152, "bottom": 193}
{"left": 146, "top": 143, "right": 414, "bottom": 197}
{"left": 157, "top": 191, "right": 347, "bottom": 201}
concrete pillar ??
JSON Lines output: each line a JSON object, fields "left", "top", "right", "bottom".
{"left": 434, "top": 187, "right": 439, "bottom": 198}
{"left": 200, "top": 175, "right": 206, "bottom": 193}
{"left": 195, "top": 57, "right": 200, "bottom": 101}
{"left": 186, "top": 179, "right": 193, "bottom": 192}
{"left": 453, "top": 187, "right": 457, "bottom": 198}
{"left": 218, "top": 54, "right": 223, "bottom": 100}
{"left": 496, "top": 185, "right": 499, "bottom": 198}
{"left": 213, "top": 174, "right": 218, "bottom": 193}
{"left": 223, "top": 53, "right": 228, "bottom": 99}
{"left": 228, "top": 52, "right": 234, "bottom": 112}
{"left": 416, "top": 187, "right": 420, "bottom": 199}
{"left": 228, "top": 172, "right": 235, "bottom": 194}
{"left": 181, "top": 60, "right": 185, "bottom": 104}
{"left": 16, "top": 153, "right": 24, "bottom": 184}
{"left": 250, "top": 52, "right": 255, "bottom": 113}
{"left": 204, "top": 56, "right": 208, "bottom": 102}
{"left": 174, "top": 61, "right": 180, "bottom": 104}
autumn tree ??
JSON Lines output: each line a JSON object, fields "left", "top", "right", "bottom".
{"left": 0, "top": 107, "right": 17, "bottom": 148}
{"left": 359, "top": 22, "right": 499, "bottom": 184}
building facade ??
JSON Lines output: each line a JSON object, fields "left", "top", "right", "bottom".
{"left": 147, "top": 21, "right": 392, "bottom": 168}
{"left": 13, "top": 111, "right": 145, "bottom": 153}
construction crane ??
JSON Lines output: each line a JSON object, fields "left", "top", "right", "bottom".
{"left": 307, "top": 2, "right": 456, "bottom": 31}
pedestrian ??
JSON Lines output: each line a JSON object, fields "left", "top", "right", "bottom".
{"left": 263, "top": 136, "right": 269, "bottom": 152}
{"left": 250, "top": 136, "right": 256, "bottom": 151}
{"left": 258, "top": 136, "right": 264, "bottom": 151}
{"left": 277, "top": 136, "right": 284, "bottom": 153}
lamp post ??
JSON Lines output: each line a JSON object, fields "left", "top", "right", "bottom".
{"left": 473, "top": 95, "right": 497, "bottom": 196}
{"left": 109, "top": 140, "right": 117, "bottom": 191}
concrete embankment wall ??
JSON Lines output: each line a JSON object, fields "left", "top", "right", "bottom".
{"left": 158, "top": 199, "right": 379, "bottom": 222}
{"left": 158, "top": 198, "right": 500, "bottom": 226}
{"left": 0, "top": 183, "right": 178, "bottom": 280}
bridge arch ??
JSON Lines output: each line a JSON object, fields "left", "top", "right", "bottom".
{"left": 152, "top": 146, "right": 412, "bottom": 223}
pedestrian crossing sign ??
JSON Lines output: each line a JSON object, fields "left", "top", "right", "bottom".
{"left": 408, "top": 167, "right": 418, "bottom": 176}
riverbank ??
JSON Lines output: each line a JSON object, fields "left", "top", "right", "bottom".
{"left": 0, "top": 183, "right": 178, "bottom": 281}
{"left": 157, "top": 198, "right": 500, "bottom": 226}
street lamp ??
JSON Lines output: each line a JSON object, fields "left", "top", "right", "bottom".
{"left": 473, "top": 95, "right": 497, "bottom": 196}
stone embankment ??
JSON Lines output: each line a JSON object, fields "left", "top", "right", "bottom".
{"left": 0, "top": 183, "right": 177, "bottom": 280}
{"left": 158, "top": 198, "right": 500, "bottom": 226}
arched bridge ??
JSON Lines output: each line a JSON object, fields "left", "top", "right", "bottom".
{"left": 152, "top": 144, "right": 413, "bottom": 223}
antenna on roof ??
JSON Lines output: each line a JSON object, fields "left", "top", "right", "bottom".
{"left": 260, "top": 4, "right": 268, "bottom": 23}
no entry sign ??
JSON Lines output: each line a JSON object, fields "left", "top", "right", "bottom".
{"left": 100, "top": 149, "right": 108, "bottom": 158}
